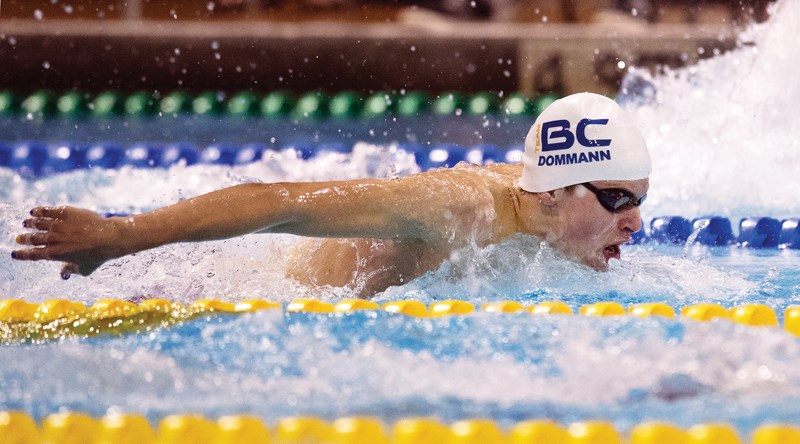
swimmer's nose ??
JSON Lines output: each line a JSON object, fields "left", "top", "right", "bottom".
{"left": 619, "top": 206, "right": 643, "bottom": 233}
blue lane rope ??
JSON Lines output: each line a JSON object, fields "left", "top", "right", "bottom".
{"left": 0, "top": 140, "right": 519, "bottom": 175}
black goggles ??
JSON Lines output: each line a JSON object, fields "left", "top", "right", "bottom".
{"left": 581, "top": 182, "right": 646, "bottom": 213}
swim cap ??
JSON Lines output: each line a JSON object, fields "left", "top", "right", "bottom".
{"left": 519, "top": 92, "right": 651, "bottom": 192}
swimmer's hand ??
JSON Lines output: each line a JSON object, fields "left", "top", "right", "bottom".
{"left": 12, "top": 206, "right": 124, "bottom": 279}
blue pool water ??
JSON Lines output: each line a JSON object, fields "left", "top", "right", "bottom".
{"left": 1, "top": 0, "right": 800, "bottom": 435}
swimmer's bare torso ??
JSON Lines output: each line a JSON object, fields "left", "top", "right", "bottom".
{"left": 285, "top": 163, "right": 521, "bottom": 297}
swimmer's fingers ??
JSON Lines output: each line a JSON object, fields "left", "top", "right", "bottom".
{"left": 10, "top": 247, "right": 52, "bottom": 261}
{"left": 13, "top": 231, "right": 65, "bottom": 260}
{"left": 60, "top": 263, "right": 79, "bottom": 280}
{"left": 15, "top": 232, "right": 51, "bottom": 247}
{"left": 60, "top": 261, "right": 101, "bottom": 279}
{"left": 22, "top": 217, "right": 57, "bottom": 231}
{"left": 29, "top": 206, "right": 68, "bottom": 219}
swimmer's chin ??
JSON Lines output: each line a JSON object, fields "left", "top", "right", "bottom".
{"left": 581, "top": 251, "right": 618, "bottom": 272}
{"left": 585, "top": 259, "right": 611, "bottom": 272}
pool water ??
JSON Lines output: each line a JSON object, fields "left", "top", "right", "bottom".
{"left": 1, "top": 0, "right": 800, "bottom": 436}
{"left": 2, "top": 296, "right": 800, "bottom": 433}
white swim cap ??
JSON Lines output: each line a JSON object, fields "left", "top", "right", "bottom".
{"left": 519, "top": 92, "right": 651, "bottom": 192}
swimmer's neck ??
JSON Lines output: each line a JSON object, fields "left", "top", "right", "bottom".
{"left": 505, "top": 183, "right": 561, "bottom": 244}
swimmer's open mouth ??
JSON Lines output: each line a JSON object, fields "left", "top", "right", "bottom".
{"left": 603, "top": 243, "right": 622, "bottom": 261}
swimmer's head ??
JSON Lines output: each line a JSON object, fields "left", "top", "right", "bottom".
{"left": 519, "top": 92, "right": 651, "bottom": 193}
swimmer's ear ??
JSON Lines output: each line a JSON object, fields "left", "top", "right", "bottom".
{"left": 536, "top": 190, "right": 560, "bottom": 207}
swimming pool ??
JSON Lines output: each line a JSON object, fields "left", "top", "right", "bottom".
{"left": 1, "top": 1, "right": 800, "bottom": 441}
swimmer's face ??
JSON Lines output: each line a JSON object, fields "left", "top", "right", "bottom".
{"left": 552, "top": 178, "right": 649, "bottom": 270}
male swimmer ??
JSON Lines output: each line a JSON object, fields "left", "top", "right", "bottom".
{"left": 12, "top": 93, "right": 650, "bottom": 298}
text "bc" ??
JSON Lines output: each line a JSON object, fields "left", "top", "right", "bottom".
{"left": 540, "top": 119, "right": 611, "bottom": 151}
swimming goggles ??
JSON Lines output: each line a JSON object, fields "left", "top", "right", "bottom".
{"left": 581, "top": 182, "right": 646, "bottom": 213}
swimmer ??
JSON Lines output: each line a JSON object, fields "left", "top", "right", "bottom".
{"left": 12, "top": 93, "right": 650, "bottom": 298}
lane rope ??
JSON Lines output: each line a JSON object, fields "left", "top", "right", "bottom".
{"left": 2, "top": 411, "right": 799, "bottom": 443}
{"left": 2, "top": 298, "right": 799, "bottom": 343}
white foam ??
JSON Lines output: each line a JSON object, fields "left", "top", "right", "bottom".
{"left": 623, "top": 0, "right": 800, "bottom": 220}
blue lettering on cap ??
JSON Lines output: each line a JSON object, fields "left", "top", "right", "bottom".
{"left": 576, "top": 119, "right": 611, "bottom": 147}
{"left": 540, "top": 118, "right": 611, "bottom": 152}
{"left": 541, "top": 120, "right": 574, "bottom": 152}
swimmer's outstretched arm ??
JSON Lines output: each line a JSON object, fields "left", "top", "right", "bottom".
{"left": 13, "top": 173, "right": 489, "bottom": 277}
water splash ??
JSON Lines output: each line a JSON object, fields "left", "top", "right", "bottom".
{"left": 378, "top": 236, "right": 758, "bottom": 306}
{"left": 682, "top": 219, "right": 708, "bottom": 258}
{"left": 622, "top": 1, "right": 800, "bottom": 221}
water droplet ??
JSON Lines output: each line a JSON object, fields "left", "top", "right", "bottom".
{"left": 211, "top": 40, "right": 220, "bottom": 50}
{"left": 63, "top": 5, "right": 73, "bottom": 14}
{"left": 33, "top": 9, "right": 44, "bottom": 20}
{"left": 214, "top": 52, "right": 221, "bottom": 60}
{"left": 207, "top": 1, "right": 215, "bottom": 11}
{"left": 410, "top": 46, "right": 416, "bottom": 52}
{"left": 631, "top": 8, "right": 638, "bottom": 16}
{"left": 542, "top": 15, "right": 548, "bottom": 22}
{"left": 174, "top": 48, "right": 181, "bottom": 56}
{"left": 42, "top": 61, "right": 50, "bottom": 69}
{"left": 617, "top": 60, "right": 626, "bottom": 69}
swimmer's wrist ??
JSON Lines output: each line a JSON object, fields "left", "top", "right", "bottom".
{"left": 101, "top": 217, "right": 129, "bottom": 259}
{"left": 108, "top": 215, "right": 154, "bottom": 258}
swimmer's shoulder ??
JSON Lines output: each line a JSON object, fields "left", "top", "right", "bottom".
{"left": 448, "top": 161, "right": 522, "bottom": 187}
{"left": 391, "top": 162, "right": 520, "bottom": 195}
